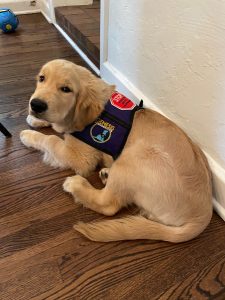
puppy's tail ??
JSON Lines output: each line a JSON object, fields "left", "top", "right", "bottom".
{"left": 74, "top": 214, "right": 211, "bottom": 243}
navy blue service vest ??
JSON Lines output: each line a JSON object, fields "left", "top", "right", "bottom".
{"left": 72, "top": 92, "right": 144, "bottom": 159}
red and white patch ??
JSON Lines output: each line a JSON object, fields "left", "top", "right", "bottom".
{"left": 110, "top": 92, "right": 136, "bottom": 110}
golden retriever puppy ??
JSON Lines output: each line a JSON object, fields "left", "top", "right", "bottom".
{"left": 20, "top": 59, "right": 212, "bottom": 243}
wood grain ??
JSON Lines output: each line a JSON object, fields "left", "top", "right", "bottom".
{"left": 0, "top": 13, "right": 225, "bottom": 300}
{"left": 55, "top": 0, "right": 100, "bottom": 68}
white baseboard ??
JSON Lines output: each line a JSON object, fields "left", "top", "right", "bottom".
{"left": 101, "top": 61, "right": 225, "bottom": 221}
{"left": 213, "top": 198, "right": 225, "bottom": 221}
{"left": 101, "top": 62, "right": 165, "bottom": 114}
{"left": 15, "top": 9, "right": 41, "bottom": 15}
{"left": 54, "top": 24, "right": 100, "bottom": 76}
{"left": 207, "top": 155, "right": 225, "bottom": 221}
{"left": 53, "top": 0, "right": 93, "bottom": 6}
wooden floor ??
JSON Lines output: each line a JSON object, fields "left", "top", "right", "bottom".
{"left": 0, "top": 13, "right": 225, "bottom": 300}
{"left": 55, "top": 0, "right": 100, "bottom": 67}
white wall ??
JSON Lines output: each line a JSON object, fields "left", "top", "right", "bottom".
{"left": 100, "top": 0, "right": 225, "bottom": 218}
{"left": 1, "top": 0, "right": 39, "bottom": 13}
{"left": 105, "top": 0, "right": 225, "bottom": 170}
{"left": 1, "top": 0, "right": 93, "bottom": 15}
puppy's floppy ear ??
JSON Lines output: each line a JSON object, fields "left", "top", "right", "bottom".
{"left": 73, "top": 70, "right": 115, "bottom": 131}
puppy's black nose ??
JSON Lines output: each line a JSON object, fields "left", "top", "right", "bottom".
{"left": 30, "top": 98, "right": 48, "bottom": 113}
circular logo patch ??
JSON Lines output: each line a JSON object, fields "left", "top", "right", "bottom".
{"left": 90, "top": 119, "right": 115, "bottom": 143}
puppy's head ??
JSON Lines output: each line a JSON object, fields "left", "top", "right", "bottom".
{"left": 30, "top": 59, "right": 115, "bottom": 131}
{"left": 29, "top": 59, "right": 80, "bottom": 124}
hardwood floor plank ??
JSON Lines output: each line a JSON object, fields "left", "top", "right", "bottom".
{"left": 0, "top": 261, "right": 62, "bottom": 300}
{"left": 156, "top": 253, "right": 225, "bottom": 300}
{"left": 0, "top": 231, "right": 76, "bottom": 272}
{"left": 0, "top": 192, "right": 74, "bottom": 238}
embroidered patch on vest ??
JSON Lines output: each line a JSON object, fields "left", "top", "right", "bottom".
{"left": 90, "top": 118, "right": 115, "bottom": 143}
{"left": 72, "top": 92, "right": 144, "bottom": 159}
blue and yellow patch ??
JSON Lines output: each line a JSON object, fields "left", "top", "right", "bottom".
{"left": 90, "top": 119, "right": 115, "bottom": 144}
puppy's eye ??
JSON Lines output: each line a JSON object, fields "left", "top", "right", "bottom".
{"left": 39, "top": 75, "right": 45, "bottom": 82}
{"left": 61, "top": 86, "right": 72, "bottom": 93}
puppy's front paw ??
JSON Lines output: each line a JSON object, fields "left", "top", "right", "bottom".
{"left": 20, "top": 130, "right": 34, "bottom": 148}
{"left": 20, "top": 129, "right": 43, "bottom": 148}
{"left": 26, "top": 115, "right": 50, "bottom": 128}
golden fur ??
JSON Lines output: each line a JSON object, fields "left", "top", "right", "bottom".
{"left": 20, "top": 59, "right": 213, "bottom": 242}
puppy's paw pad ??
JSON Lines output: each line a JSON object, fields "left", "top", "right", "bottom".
{"left": 99, "top": 168, "right": 109, "bottom": 185}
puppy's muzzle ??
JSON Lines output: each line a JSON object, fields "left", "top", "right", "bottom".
{"left": 30, "top": 98, "right": 48, "bottom": 113}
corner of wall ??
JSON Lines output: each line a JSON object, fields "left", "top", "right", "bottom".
{"left": 38, "top": 0, "right": 52, "bottom": 23}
